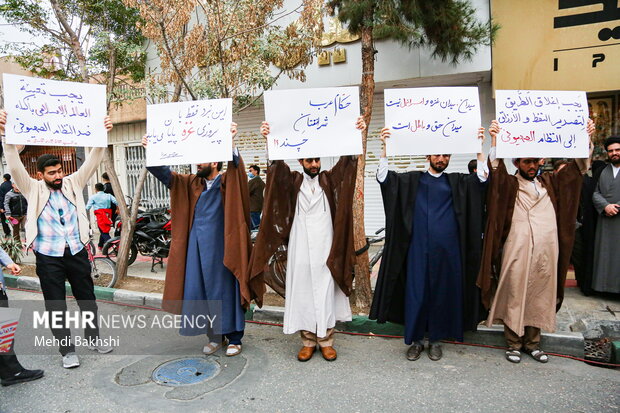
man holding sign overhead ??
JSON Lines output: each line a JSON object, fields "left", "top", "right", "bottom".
{"left": 143, "top": 121, "right": 261, "bottom": 357}
{"left": 370, "top": 125, "right": 488, "bottom": 362}
{"left": 0, "top": 108, "right": 113, "bottom": 369}
{"left": 250, "top": 115, "right": 365, "bottom": 362}
{"left": 477, "top": 118, "right": 595, "bottom": 364}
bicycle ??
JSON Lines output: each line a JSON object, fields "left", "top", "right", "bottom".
{"left": 86, "top": 235, "right": 118, "bottom": 289}
{"left": 367, "top": 227, "right": 385, "bottom": 274}
{"left": 257, "top": 227, "right": 385, "bottom": 299}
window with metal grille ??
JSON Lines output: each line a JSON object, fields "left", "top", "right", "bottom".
{"left": 125, "top": 145, "right": 190, "bottom": 210}
{"left": 18, "top": 146, "right": 78, "bottom": 178}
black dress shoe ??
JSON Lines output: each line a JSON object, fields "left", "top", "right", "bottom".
{"left": 428, "top": 343, "right": 443, "bottom": 361}
{"left": 1, "top": 369, "right": 44, "bottom": 386}
{"left": 406, "top": 344, "right": 424, "bottom": 361}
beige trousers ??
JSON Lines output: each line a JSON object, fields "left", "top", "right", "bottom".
{"left": 300, "top": 328, "right": 334, "bottom": 348}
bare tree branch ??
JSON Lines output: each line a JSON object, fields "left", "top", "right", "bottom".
{"left": 49, "top": 0, "right": 88, "bottom": 80}
{"left": 158, "top": 20, "right": 197, "bottom": 100}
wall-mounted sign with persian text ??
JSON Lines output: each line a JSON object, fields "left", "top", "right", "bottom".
{"left": 384, "top": 87, "right": 482, "bottom": 156}
{"left": 264, "top": 87, "right": 362, "bottom": 160}
{"left": 145, "top": 98, "right": 233, "bottom": 167}
{"left": 495, "top": 90, "right": 589, "bottom": 158}
{"left": 3, "top": 74, "right": 107, "bottom": 147}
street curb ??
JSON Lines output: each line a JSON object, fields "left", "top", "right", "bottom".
{"left": 252, "top": 304, "right": 586, "bottom": 357}
{"left": 3, "top": 272, "right": 586, "bottom": 357}
{"left": 3, "top": 273, "right": 162, "bottom": 308}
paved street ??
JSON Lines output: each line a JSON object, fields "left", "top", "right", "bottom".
{"left": 1, "top": 290, "right": 619, "bottom": 413}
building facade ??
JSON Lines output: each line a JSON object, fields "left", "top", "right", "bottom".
{"left": 117, "top": 0, "right": 494, "bottom": 234}
{"left": 39, "top": 0, "right": 619, "bottom": 234}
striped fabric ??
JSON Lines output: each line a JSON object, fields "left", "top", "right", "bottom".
{"left": 32, "top": 190, "right": 83, "bottom": 257}
{"left": 0, "top": 319, "right": 18, "bottom": 353}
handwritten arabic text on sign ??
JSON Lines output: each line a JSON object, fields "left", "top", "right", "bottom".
{"left": 3, "top": 74, "right": 107, "bottom": 147}
{"left": 264, "top": 87, "right": 362, "bottom": 160}
{"left": 495, "top": 90, "right": 589, "bottom": 158}
{"left": 146, "top": 98, "right": 232, "bottom": 167}
{"left": 384, "top": 87, "right": 482, "bottom": 156}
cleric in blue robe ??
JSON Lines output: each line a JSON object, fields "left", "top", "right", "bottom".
{"left": 143, "top": 123, "right": 262, "bottom": 357}
{"left": 370, "top": 126, "right": 488, "bottom": 361}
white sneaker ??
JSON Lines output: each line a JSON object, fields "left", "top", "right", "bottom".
{"left": 62, "top": 352, "right": 80, "bottom": 369}
{"left": 88, "top": 345, "right": 113, "bottom": 354}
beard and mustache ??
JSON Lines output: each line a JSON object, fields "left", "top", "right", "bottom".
{"left": 518, "top": 167, "right": 538, "bottom": 181}
{"left": 429, "top": 160, "right": 448, "bottom": 173}
{"left": 45, "top": 178, "right": 63, "bottom": 190}
{"left": 196, "top": 164, "right": 213, "bottom": 179}
{"left": 303, "top": 166, "right": 320, "bottom": 178}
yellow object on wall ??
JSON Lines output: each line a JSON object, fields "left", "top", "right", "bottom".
{"left": 491, "top": 0, "right": 620, "bottom": 93}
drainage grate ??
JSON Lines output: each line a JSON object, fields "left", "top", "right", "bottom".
{"left": 584, "top": 338, "right": 612, "bottom": 363}
{"left": 152, "top": 357, "right": 220, "bottom": 387}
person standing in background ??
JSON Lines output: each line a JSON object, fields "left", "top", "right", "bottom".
{"left": 3, "top": 183, "right": 28, "bottom": 245}
{"left": 0, "top": 174, "right": 13, "bottom": 237}
{"left": 247, "top": 165, "right": 265, "bottom": 230}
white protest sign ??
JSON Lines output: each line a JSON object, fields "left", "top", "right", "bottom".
{"left": 3, "top": 73, "right": 107, "bottom": 147}
{"left": 495, "top": 90, "right": 589, "bottom": 158}
{"left": 146, "top": 98, "right": 233, "bottom": 166}
{"left": 264, "top": 87, "right": 362, "bottom": 160}
{"left": 384, "top": 87, "right": 482, "bottom": 156}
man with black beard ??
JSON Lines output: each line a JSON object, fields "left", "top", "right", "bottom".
{"left": 250, "top": 117, "right": 365, "bottom": 362}
{"left": 591, "top": 136, "right": 620, "bottom": 293}
{"left": 0, "top": 109, "right": 113, "bottom": 369}
{"left": 478, "top": 119, "right": 595, "bottom": 364}
{"left": 370, "top": 126, "right": 488, "bottom": 362}
{"left": 142, "top": 123, "right": 259, "bottom": 357}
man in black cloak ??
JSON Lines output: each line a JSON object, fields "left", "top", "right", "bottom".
{"left": 370, "top": 126, "right": 487, "bottom": 361}
{"left": 572, "top": 159, "right": 606, "bottom": 295}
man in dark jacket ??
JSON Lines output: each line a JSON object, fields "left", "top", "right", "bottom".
{"left": 0, "top": 174, "right": 12, "bottom": 237}
{"left": 0, "top": 248, "right": 44, "bottom": 386}
{"left": 101, "top": 172, "right": 114, "bottom": 196}
{"left": 4, "top": 183, "right": 28, "bottom": 244}
{"left": 247, "top": 165, "right": 265, "bottom": 230}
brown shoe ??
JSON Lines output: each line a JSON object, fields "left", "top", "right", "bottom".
{"left": 320, "top": 346, "right": 337, "bottom": 361}
{"left": 297, "top": 346, "right": 316, "bottom": 362}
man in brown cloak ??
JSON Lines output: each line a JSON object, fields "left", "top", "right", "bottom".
{"left": 143, "top": 123, "right": 264, "bottom": 357}
{"left": 248, "top": 117, "right": 365, "bottom": 362}
{"left": 477, "top": 119, "right": 595, "bottom": 364}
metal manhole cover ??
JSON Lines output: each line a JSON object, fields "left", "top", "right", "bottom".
{"left": 152, "top": 357, "right": 220, "bottom": 387}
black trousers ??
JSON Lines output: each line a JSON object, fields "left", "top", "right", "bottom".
{"left": 0, "top": 289, "right": 24, "bottom": 379}
{"left": 35, "top": 247, "right": 100, "bottom": 355}
{"left": 0, "top": 212, "right": 10, "bottom": 236}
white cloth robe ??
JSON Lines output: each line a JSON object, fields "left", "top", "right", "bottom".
{"left": 283, "top": 173, "right": 352, "bottom": 337}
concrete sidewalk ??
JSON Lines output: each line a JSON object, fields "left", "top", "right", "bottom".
{"left": 8, "top": 243, "right": 620, "bottom": 359}
{"left": 4, "top": 268, "right": 619, "bottom": 359}
{"left": 19, "top": 248, "right": 168, "bottom": 280}
{"left": 1, "top": 289, "right": 619, "bottom": 413}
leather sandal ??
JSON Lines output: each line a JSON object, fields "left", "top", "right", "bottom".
{"left": 505, "top": 350, "right": 521, "bottom": 363}
{"left": 526, "top": 349, "right": 549, "bottom": 363}
{"left": 225, "top": 344, "right": 242, "bottom": 357}
{"left": 203, "top": 342, "right": 222, "bottom": 355}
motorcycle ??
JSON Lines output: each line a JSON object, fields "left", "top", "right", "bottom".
{"left": 103, "top": 208, "right": 172, "bottom": 272}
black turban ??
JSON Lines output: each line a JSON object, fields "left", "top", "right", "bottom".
{"left": 604, "top": 136, "right": 620, "bottom": 150}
